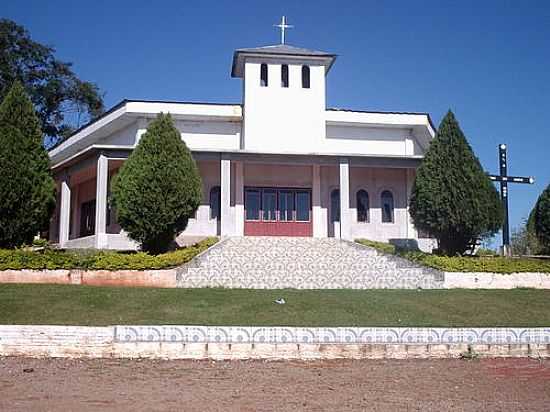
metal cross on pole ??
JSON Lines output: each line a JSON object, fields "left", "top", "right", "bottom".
{"left": 489, "top": 144, "right": 535, "bottom": 256}
{"left": 274, "top": 16, "right": 293, "bottom": 44}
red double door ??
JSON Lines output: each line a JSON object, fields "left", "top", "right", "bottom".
{"left": 244, "top": 187, "right": 312, "bottom": 236}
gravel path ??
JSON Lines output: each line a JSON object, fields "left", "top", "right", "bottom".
{"left": 1, "top": 357, "right": 549, "bottom": 411}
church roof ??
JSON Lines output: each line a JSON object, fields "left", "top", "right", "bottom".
{"left": 231, "top": 44, "right": 337, "bottom": 77}
{"left": 235, "top": 44, "right": 334, "bottom": 56}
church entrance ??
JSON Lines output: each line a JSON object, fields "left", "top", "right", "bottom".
{"left": 244, "top": 187, "right": 312, "bottom": 236}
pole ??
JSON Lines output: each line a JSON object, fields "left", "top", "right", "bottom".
{"left": 499, "top": 144, "right": 510, "bottom": 256}
{"left": 489, "top": 144, "right": 535, "bottom": 257}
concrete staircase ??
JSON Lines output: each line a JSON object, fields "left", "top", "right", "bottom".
{"left": 176, "top": 237, "right": 444, "bottom": 289}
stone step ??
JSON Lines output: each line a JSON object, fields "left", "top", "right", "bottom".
{"left": 176, "top": 236, "right": 444, "bottom": 289}
{"left": 191, "top": 261, "right": 415, "bottom": 273}
{"left": 181, "top": 269, "right": 437, "bottom": 290}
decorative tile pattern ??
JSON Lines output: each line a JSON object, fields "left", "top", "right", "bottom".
{"left": 114, "top": 325, "right": 550, "bottom": 345}
{"left": 176, "top": 237, "right": 444, "bottom": 289}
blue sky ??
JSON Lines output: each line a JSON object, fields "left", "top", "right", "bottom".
{"left": 4, "top": 0, "right": 550, "bottom": 242}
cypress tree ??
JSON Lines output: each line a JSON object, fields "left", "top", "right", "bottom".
{"left": 0, "top": 81, "right": 56, "bottom": 248}
{"left": 111, "top": 113, "right": 202, "bottom": 254}
{"left": 532, "top": 183, "right": 550, "bottom": 253}
{"left": 409, "top": 110, "right": 502, "bottom": 255}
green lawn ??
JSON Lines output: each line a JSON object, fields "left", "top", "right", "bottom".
{"left": 1, "top": 284, "right": 549, "bottom": 327}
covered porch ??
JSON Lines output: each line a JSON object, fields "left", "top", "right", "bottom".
{"left": 212, "top": 152, "right": 420, "bottom": 241}
{"left": 50, "top": 149, "right": 422, "bottom": 250}
{"left": 50, "top": 149, "right": 131, "bottom": 250}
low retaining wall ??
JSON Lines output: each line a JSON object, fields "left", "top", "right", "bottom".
{"left": 0, "top": 269, "right": 177, "bottom": 288}
{"left": 1, "top": 269, "right": 550, "bottom": 289}
{"left": 444, "top": 272, "right": 550, "bottom": 289}
{"left": 1, "top": 325, "right": 549, "bottom": 360}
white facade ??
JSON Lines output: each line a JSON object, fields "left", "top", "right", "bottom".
{"left": 242, "top": 59, "right": 326, "bottom": 152}
{"left": 48, "top": 43, "right": 435, "bottom": 251}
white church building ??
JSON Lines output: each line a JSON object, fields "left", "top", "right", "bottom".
{"left": 48, "top": 25, "right": 435, "bottom": 250}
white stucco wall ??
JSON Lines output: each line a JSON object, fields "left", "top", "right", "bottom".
{"left": 244, "top": 163, "right": 313, "bottom": 188}
{"left": 318, "top": 165, "right": 414, "bottom": 241}
{"left": 98, "top": 119, "right": 241, "bottom": 152}
{"left": 176, "top": 120, "right": 241, "bottom": 151}
{"left": 349, "top": 167, "right": 410, "bottom": 242}
{"left": 325, "top": 125, "right": 419, "bottom": 156}
{"left": 181, "top": 160, "right": 220, "bottom": 237}
{"left": 242, "top": 59, "right": 326, "bottom": 153}
{"left": 96, "top": 123, "right": 139, "bottom": 146}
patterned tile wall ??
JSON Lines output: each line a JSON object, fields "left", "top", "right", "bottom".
{"left": 115, "top": 325, "right": 550, "bottom": 345}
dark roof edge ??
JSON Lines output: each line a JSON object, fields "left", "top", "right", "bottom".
{"left": 123, "top": 99, "right": 242, "bottom": 106}
{"left": 48, "top": 99, "right": 243, "bottom": 153}
{"left": 327, "top": 108, "right": 436, "bottom": 132}
{"left": 235, "top": 49, "right": 337, "bottom": 58}
{"left": 231, "top": 51, "right": 338, "bottom": 78}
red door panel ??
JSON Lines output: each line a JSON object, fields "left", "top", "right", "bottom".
{"left": 244, "top": 220, "right": 312, "bottom": 236}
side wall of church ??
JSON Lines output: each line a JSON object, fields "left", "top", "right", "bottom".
{"left": 180, "top": 160, "right": 220, "bottom": 237}
{"left": 349, "top": 167, "right": 411, "bottom": 241}
{"left": 98, "top": 119, "right": 242, "bottom": 152}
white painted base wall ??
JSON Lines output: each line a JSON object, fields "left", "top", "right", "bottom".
{"left": 1, "top": 325, "right": 549, "bottom": 360}
{"left": 444, "top": 272, "right": 550, "bottom": 289}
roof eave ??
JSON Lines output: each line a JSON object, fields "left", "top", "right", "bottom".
{"left": 231, "top": 51, "right": 337, "bottom": 78}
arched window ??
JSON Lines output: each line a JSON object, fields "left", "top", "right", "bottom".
{"left": 381, "top": 190, "right": 394, "bottom": 223}
{"left": 301, "top": 65, "right": 310, "bottom": 88}
{"left": 260, "top": 63, "right": 268, "bottom": 87}
{"left": 210, "top": 186, "right": 221, "bottom": 219}
{"left": 281, "top": 64, "right": 289, "bottom": 88}
{"left": 356, "top": 190, "right": 369, "bottom": 223}
{"left": 330, "top": 189, "right": 340, "bottom": 222}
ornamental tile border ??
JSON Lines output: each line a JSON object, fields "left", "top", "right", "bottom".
{"left": 114, "top": 326, "right": 550, "bottom": 346}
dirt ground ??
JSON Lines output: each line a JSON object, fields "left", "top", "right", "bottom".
{"left": 0, "top": 357, "right": 549, "bottom": 411}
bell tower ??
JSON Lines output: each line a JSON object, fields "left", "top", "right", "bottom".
{"left": 231, "top": 18, "right": 336, "bottom": 152}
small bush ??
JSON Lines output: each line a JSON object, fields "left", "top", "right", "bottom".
{"left": 355, "top": 239, "right": 550, "bottom": 273}
{"left": 402, "top": 252, "right": 550, "bottom": 273}
{"left": 32, "top": 238, "right": 49, "bottom": 248}
{"left": 356, "top": 239, "right": 396, "bottom": 254}
{"left": 475, "top": 248, "right": 499, "bottom": 257}
{"left": 0, "top": 237, "right": 217, "bottom": 271}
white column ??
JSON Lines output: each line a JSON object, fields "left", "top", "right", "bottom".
{"left": 405, "top": 168, "right": 416, "bottom": 239}
{"left": 95, "top": 155, "right": 109, "bottom": 248}
{"left": 312, "top": 164, "right": 324, "bottom": 237}
{"left": 339, "top": 158, "right": 352, "bottom": 240}
{"left": 234, "top": 161, "right": 244, "bottom": 236}
{"left": 220, "top": 155, "right": 232, "bottom": 236}
{"left": 135, "top": 118, "right": 148, "bottom": 146}
{"left": 71, "top": 185, "right": 80, "bottom": 238}
{"left": 405, "top": 135, "right": 415, "bottom": 156}
{"left": 59, "top": 178, "right": 71, "bottom": 248}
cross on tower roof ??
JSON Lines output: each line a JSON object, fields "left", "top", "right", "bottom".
{"left": 274, "top": 16, "right": 293, "bottom": 44}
